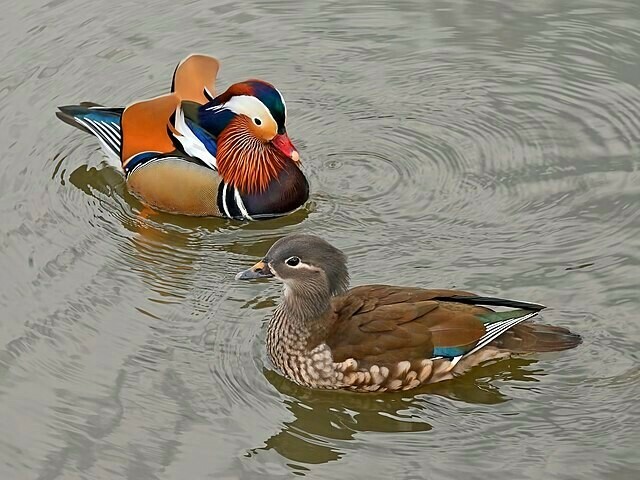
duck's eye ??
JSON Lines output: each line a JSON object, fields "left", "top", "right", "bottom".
{"left": 253, "top": 117, "right": 262, "bottom": 126}
{"left": 286, "top": 256, "right": 300, "bottom": 267}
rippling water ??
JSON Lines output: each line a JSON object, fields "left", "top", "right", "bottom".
{"left": 1, "top": 0, "right": 640, "bottom": 478}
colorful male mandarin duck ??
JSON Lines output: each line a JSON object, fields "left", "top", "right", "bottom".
{"left": 237, "top": 234, "right": 581, "bottom": 393}
{"left": 56, "top": 54, "right": 309, "bottom": 219}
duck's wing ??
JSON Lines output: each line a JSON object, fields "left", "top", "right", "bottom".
{"left": 171, "top": 101, "right": 218, "bottom": 171}
{"left": 326, "top": 285, "right": 544, "bottom": 365}
{"left": 119, "top": 94, "right": 222, "bottom": 216}
{"left": 120, "top": 93, "right": 181, "bottom": 170}
{"left": 171, "top": 54, "right": 220, "bottom": 104}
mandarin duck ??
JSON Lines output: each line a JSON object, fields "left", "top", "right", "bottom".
{"left": 237, "top": 234, "right": 581, "bottom": 393}
{"left": 56, "top": 54, "right": 308, "bottom": 219}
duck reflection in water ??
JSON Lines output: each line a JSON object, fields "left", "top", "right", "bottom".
{"left": 253, "top": 356, "right": 543, "bottom": 466}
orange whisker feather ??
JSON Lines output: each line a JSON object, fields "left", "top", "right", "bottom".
{"left": 216, "top": 117, "right": 288, "bottom": 194}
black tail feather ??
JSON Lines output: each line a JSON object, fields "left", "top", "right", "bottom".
{"left": 56, "top": 104, "right": 124, "bottom": 133}
{"left": 56, "top": 106, "right": 91, "bottom": 133}
{"left": 434, "top": 295, "right": 546, "bottom": 311}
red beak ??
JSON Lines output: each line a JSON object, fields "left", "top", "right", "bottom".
{"left": 271, "top": 132, "right": 300, "bottom": 163}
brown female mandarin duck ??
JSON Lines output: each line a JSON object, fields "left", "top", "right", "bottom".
{"left": 56, "top": 54, "right": 308, "bottom": 219}
{"left": 237, "top": 234, "right": 581, "bottom": 393}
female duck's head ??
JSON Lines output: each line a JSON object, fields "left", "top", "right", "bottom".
{"left": 237, "top": 234, "right": 350, "bottom": 302}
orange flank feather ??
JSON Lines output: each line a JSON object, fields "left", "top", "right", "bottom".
{"left": 172, "top": 54, "right": 220, "bottom": 104}
{"left": 216, "top": 116, "right": 288, "bottom": 194}
{"left": 120, "top": 94, "right": 180, "bottom": 165}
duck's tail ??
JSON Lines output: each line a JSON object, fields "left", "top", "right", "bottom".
{"left": 56, "top": 103, "right": 124, "bottom": 169}
{"left": 434, "top": 294, "right": 581, "bottom": 354}
{"left": 491, "top": 321, "right": 582, "bottom": 353}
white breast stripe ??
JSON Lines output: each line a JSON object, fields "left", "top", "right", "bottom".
{"left": 234, "top": 187, "right": 254, "bottom": 221}
{"left": 221, "top": 183, "right": 231, "bottom": 218}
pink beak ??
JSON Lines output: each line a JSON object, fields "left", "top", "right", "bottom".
{"left": 271, "top": 132, "right": 300, "bottom": 163}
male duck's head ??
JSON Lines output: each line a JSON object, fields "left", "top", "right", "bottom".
{"left": 236, "top": 234, "right": 350, "bottom": 301}
{"left": 200, "top": 80, "right": 300, "bottom": 194}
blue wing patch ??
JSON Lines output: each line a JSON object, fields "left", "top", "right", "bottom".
{"left": 432, "top": 346, "right": 470, "bottom": 358}
{"left": 187, "top": 118, "right": 218, "bottom": 158}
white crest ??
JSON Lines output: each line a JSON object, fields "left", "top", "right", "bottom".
{"left": 207, "top": 95, "right": 276, "bottom": 126}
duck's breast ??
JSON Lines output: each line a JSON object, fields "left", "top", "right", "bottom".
{"left": 126, "top": 158, "right": 221, "bottom": 216}
{"left": 232, "top": 161, "right": 309, "bottom": 219}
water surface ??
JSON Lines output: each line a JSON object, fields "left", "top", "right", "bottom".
{"left": 1, "top": 0, "right": 640, "bottom": 478}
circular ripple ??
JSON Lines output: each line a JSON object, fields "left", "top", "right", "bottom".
{"left": 3, "top": 1, "right": 640, "bottom": 478}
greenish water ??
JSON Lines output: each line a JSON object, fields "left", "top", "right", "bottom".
{"left": 1, "top": 0, "right": 640, "bottom": 478}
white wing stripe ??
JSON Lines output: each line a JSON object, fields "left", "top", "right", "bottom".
{"left": 103, "top": 122, "right": 122, "bottom": 142}
{"left": 464, "top": 312, "right": 539, "bottom": 358}
{"left": 75, "top": 118, "right": 119, "bottom": 162}
{"left": 79, "top": 119, "right": 111, "bottom": 148}
{"left": 173, "top": 105, "right": 217, "bottom": 170}
{"left": 86, "top": 118, "right": 119, "bottom": 150}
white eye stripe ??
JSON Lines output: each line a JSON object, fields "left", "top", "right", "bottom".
{"left": 296, "top": 263, "right": 315, "bottom": 270}
{"left": 210, "top": 95, "right": 276, "bottom": 126}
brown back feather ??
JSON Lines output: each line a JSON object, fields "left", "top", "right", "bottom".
{"left": 326, "top": 285, "right": 492, "bottom": 365}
